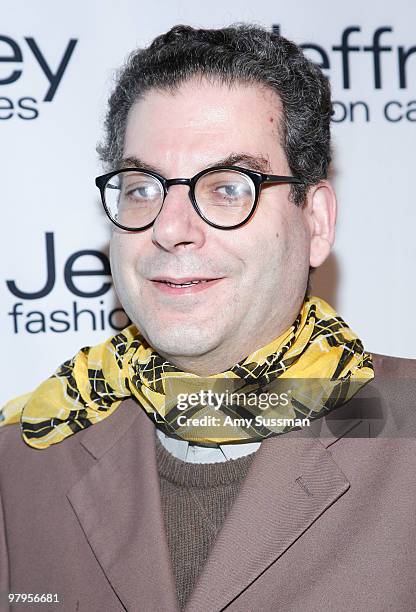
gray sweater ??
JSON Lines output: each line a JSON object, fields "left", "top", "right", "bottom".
{"left": 156, "top": 436, "right": 256, "bottom": 609}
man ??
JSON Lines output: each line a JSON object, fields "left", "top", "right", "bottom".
{"left": 1, "top": 24, "right": 415, "bottom": 612}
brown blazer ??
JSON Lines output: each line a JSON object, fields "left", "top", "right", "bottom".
{"left": 1, "top": 353, "right": 415, "bottom": 612}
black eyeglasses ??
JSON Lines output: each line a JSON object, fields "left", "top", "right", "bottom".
{"left": 95, "top": 165, "right": 303, "bottom": 231}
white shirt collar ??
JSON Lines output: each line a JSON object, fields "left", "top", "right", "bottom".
{"left": 156, "top": 429, "right": 261, "bottom": 463}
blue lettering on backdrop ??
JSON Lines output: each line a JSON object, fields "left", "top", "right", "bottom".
{"left": 0, "top": 35, "right": 77, "bottom": 120}
{"left": 272, "top": 24, "right": 416, "bottom": 123}
{"left": 5, "top": 233, "right": 130, "bottom": 334}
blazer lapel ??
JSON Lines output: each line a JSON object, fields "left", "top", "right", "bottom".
{"left": 66, "top": 401, "right": 180, "bottom": 612}
{"left": 185, "top": 423, "right": 353, "bottom": 612}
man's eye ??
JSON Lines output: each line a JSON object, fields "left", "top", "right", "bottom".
{"left": 214, "top": 182, "right": 250, "bottom": 198}
{"left": 125, "top": 183, "right": 160, "bottom": 200}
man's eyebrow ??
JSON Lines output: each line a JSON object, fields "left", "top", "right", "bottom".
{"left": 119, "top": 153, "right": 272, "bottom": 174}
{"left": 208, "top": 153, "right": 272, "bottom": 173}
{"left": 119, "top": 156, "right": 162, "bottom": 173}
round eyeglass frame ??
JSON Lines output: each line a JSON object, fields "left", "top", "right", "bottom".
{"left": 95, "top": 165, "right": 303, "bottom": 231}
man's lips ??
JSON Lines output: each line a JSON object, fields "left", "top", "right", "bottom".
{"left": 150, "top": 276, "right": 221, "bottom": 283}
{"left": 149, "top": 276, "right": 224, "bottom": 294}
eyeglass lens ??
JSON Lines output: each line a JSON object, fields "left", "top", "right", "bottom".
{"left": 104, "top": 169, "right": 256, "bottom": 229}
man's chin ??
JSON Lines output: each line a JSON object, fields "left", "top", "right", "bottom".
{"left": 139, "top": 324, "right": 222, "bottom": 360}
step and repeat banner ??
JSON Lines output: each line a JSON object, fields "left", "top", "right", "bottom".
{"left": 1, "top": 0, "right": 415, "bottom": 404}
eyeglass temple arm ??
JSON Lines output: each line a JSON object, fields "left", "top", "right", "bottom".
{"left": 263, "top": 174, "right": 303, "bottom": 185}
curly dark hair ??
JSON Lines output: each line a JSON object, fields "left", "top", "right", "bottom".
{"left": 97, "top": 23, "right": 332, "bottom": 205}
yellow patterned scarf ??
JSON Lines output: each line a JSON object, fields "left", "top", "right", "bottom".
{"left": 0, "top": 296, "right": 374, "bottom": 449}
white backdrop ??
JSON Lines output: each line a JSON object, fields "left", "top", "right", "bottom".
{"left": 1, "top": 0, "right": 415, "bottom": 406}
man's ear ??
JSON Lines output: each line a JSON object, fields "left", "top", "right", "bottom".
{"left": 304, "top": 181, "right": 337, "bottom": 268}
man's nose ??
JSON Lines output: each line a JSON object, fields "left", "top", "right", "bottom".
{"left": 151, "top": 184, "right": 206, "bottom": 251}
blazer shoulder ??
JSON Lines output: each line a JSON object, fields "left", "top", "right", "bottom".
{"left": 0, "top": 422, "right": 25, "bottom": 455}
{"left": 370, "top": 352, "right": 416, "bottom": 378}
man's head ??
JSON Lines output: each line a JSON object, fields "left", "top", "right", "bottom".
{"left": 98, "top": 24, "right": 337, "bottom": 374}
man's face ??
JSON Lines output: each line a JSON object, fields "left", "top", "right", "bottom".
{"left": 110, "top": 79, "right": 314, "bottom": 373}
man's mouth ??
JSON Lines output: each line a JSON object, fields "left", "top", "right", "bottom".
{"left": 150, "top": 276, "right": 224, "bottom": 294}
{"left": 156, "top": 279, "right": 213, "bottom": 287}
